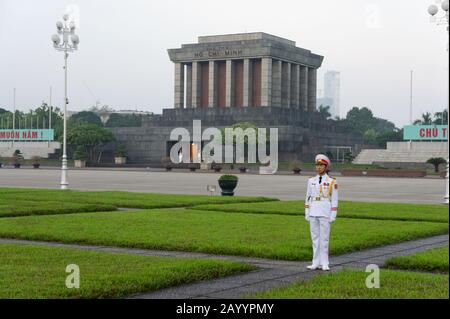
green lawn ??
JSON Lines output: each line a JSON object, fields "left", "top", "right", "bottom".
{"left": 0, "top": 210, "right": 447, "bottom": 261}
{"left": 0, "top": 243, "right": 254, "bottom": 299}
{"left": 0, "top": 188, "right": 277, "bottom": 208}
{"left": 0, "top": 188, "right": 276, "bottom": 217}
{"left": 0, "top": 200, "right": 116, "bottom": 218}
{"left": 385, "top": 246, "right": 449, "bottom": 273}
{"left": 249, "top": 269, "right": 449, "bottom": 299}
{"left": 192, "top": 201, "right": 449, "bottom": 223}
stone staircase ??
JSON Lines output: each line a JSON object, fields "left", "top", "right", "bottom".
{"left": 353, "top": 142, "right": 448, "bottom": 165}
{"left": 0, "top": 142, "right": 61, "bottom": 160}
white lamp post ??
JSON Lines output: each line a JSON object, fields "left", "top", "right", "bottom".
{"left": 51, "top": 14, "right": 79, "bottom": 190}
{"left": 428, "top": 0, "right": 449, "bottom": 204}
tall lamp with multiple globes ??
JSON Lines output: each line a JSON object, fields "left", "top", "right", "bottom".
{"left": 51, "top": 14, "right": 79, "bottom": 190}
{"left": 428, "top": 0, "right": 449, "bottom": 204}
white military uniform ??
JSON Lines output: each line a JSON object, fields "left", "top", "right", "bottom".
{"left": 305, "top": 171, "right": 338, "bottom": 269}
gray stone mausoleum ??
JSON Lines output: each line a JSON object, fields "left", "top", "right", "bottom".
{"left": 109, "top": 33, "right": 363, "bottom": 164}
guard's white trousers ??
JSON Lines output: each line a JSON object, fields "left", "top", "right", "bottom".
{"left": 309, "top": 216, "right": 331, "bottom": 267}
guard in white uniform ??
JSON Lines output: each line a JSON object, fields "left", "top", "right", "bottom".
{"left": 305, "top": 154, "right": 338, "bottom": 271}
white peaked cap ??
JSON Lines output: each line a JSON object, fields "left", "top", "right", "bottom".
{"left": 315, "top": 154, "right": 331, "bottom": 167}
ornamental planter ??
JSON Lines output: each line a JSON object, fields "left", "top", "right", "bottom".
{"left": 14, "top": 163, "right": 21, "bottom": 168}
{"left": 292, "top": 168, "right": 302, "bottom": 175}
{"left": 114, "top": 156, "right": 127, "bottom": 165}
{"left": 218, "top": 175, "right": 238, "bottom": 196}
{"left": 74, "top": 160, "right": 86, "bottom": 168}
{"left": 32, "top": 163, "right": 40, "bottom": 169}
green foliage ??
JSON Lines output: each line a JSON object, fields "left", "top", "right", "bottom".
{"left": 105, "top": 113, "right": 143, "bottom": 127}
{"left": 0, "top": 244, "right": 253, "bottom": 298}
{"left": 427, "top": 157, "right": 447, "bottom": 173}
{"left": 343, "top": 150, "right": 355, "bottom": 163}
{"left": 219, "top": 174, "right": 238, "bottom": 182}
{"left": 414, "top": 112, "right": 433, "bottom": 125}
{"left": 66, "top": 121, "right": 115, "bottom": 163}
{"left": 114, "top": 144, "right": 127, "bottom": 157}
{"left": 433, "top": 110, "right": 448, "bottom": 125}
{"left": 71, "top": 111, "right": 103, "bottom": 126}
{"left": 385, "top": 246, "right": 449, "bottom": 273}
{"left": 363, "top": 128, "right": 378, "bottom": 145}
{"left": 317, "top": 105, "right": 331, "bottom": 118}
{"left": 0, "top": 209, "right": 446, "bottom": 261}
{"left": 191, "top": 200, "right": 449, "bottom": 223}
{"left": 343, "top": 107, "right": 396, "bottom": 137}
{"left": 250, "top": 269, "right": 449, "bottom": 299}
{"left": 73, "top": 145, "right": 88, "bottom": 160}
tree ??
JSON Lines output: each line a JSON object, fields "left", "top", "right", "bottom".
{"left": 0, "top": 108, "right": 8, "bottom": 114}
{"left": 375, "top": 129, "right": 403, "bottom": 148}
{"left": 427, "top": 157, "right": 447, "bottom": 173}
{"left": 71, "top": 111, "right": 103, "bottom": 126}
{"left": 433, "top": 110, "right": 448, "bottom": 125}
{"left": 414, "top": 112, "right": 433, "bottom": 125}
{"left": 345, "top": 107, "right": 375, "bottom": 135}
{"left": 66, "top": 121, "right": 116, "bottom": 164}
{"left": 105, "top": 113, "right": 143, "bottom": 127}
{"left": 317, "top": 105, "right": 331, "bottom": 119}
{"left": 363, "top": 129, "right": 378, "bottom": 145}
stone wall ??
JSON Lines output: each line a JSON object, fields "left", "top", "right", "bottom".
{"left": 108, "top": 107, "right": 363, "bottom": 164}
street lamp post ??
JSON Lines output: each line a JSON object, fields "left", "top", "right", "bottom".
{"left": 51, "top": 14, "right": 79, "bottom": 190}
{"left": 428, "top": 0, "right": 449, "bottom": 204}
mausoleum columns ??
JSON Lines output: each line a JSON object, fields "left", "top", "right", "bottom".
{"left": 307, "top": 67, "right": 317, "bottom": 112}
{"left": 225, "top": 60, "right": 235, "bottom": 107}
{"left": 174, "top": 63, "right": 184, "bottom": 109}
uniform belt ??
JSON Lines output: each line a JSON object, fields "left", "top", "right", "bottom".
{"left": 312, "top": 197, "right": 330, "bottom": 201}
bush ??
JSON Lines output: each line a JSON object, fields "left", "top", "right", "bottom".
{"left": 427, "top": 157, "right": 447, "bottom": 173}
{"left": 73, "top": 146, "right": 88, "bottom": 160}
{"left": 114, "top": 144, "right": 127, "bottom": 157}
{"left": 219, "top": 174, "right": 238, "bottom": 182}
{"left": 31, "top": 156, "right": 41, "bottom": 164}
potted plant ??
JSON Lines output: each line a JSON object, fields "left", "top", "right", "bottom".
{"left": 290, "top": 160, "right": 303, "bottom": 175}
{"left": 212, "top": 162, "right": 222, "bottom": 173}
{"left": 12, "top": 150, "right": 23, "bottom": 168}
{"left": 73, "top": 146, "right": 88, "bottom": 168}
{"left": 239, "top": 166, "right": 247, "bottom": 173}
{"left": 218, "top": 174, "right": 238, "bottom": 196}
{"left": 114, "top": 144, "right": 127, "bottom": 165}
{"left": 31, "top": 156, "right": 42, "bottom": 169}
{"left": 161, "top": 157, "right": 173, "bottom": 171}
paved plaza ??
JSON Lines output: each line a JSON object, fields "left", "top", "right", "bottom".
{"left": 0, "top": 168, "right": 446, "bottom": 204}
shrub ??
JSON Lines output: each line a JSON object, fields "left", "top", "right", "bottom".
{"left": 219, "top": 174, "right": 238, "bottom": 182}
{"left": 73, "top": 146, "right": 88, "bottom": 160}
{"left": 427, "top": 157, "right": 447, "bottom": 173}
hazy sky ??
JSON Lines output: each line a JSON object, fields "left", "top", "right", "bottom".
{"left": 0, "top": 0, "right": 448, "bottom": 128}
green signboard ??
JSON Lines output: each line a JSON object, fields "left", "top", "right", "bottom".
{"left": 0, "top": 129, "right": 54, "bottom": 141}
{"left": 403, "top": 125, "right": 448, "bottom": 141}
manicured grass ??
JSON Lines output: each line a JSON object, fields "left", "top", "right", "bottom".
{"left": 0, "top": 200, "right": 116, "bottom": 218}
{"left": 192, "top": 201, "right": 449, "bottom": 223}
{"left": 385, "top": 246, "right": 449, "bottom": 273}
{"left": 0, "top": 188, "right": 276, "bottom": 211}
{"left": 249, "top": 269, "right": 449, "bottom": 299}
{"left": 0, "top": 243, "right": 254, "bottom": 299}
{"left": 0, "top": 210, "right": 447, "bottom": 261}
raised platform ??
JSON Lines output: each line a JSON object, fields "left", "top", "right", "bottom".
{"left": 0, "top": 141, "right": 61, "bottom": 159}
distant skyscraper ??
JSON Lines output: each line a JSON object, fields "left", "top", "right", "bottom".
{"left": 323, "top": 71, "right": 340, "bottom": 118}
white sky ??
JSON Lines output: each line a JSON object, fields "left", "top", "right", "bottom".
{"left": 0, "top": 0, "right": 448, "bottom": 128}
